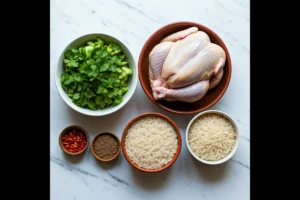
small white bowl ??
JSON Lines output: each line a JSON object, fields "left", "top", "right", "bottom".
{"left": 55, "top": 33, "right": 138, "bottom": 116}
{"left": 186, "top": 110, "right": 239, "bottom": 165}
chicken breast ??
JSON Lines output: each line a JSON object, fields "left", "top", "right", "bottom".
{"left": 161, "top": 31, "right": 211, "bottom": 85}
{"left": 165, "top": 43, "right": 226, "bottom": 88}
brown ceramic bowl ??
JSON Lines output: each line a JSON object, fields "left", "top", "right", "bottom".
{"left": 91, "top": 132, "right": 121, "bottom": 162}
{"left": 121, "top": 112, "right": 182, "bottom": 173}
{"left": 59, "top": 125, "right": 89, "bottom": 155}
{"left": 138, "top": 21, "right": 232, "bottom": 115}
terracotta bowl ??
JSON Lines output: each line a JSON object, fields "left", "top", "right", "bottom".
{"left": 91, "top": 132, "right": 121, "bottom": 162}
{"left": 121, "top": 112, "right": 182, "bottom": 173}
{"left": 138, "top": 21, "right": 232, "bottom": 115}
{"left": 59, "top": 125, "right": 89, "bottom": 156}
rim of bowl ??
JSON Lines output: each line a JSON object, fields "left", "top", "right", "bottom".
{"left": 185, "top": 110, "right": 240, "bottom": 165}
{"left": 55, "top": 32, "right": 138, "bottom": 116}
{"left": 59, "top": 125, "right": 89, "bottom": 155}
{"left": 121, "top": 112, "right": 182, "bottom": 173}
{"left": 138, "top": 21, "right": 232, "bottom": 115}
{"left": 91, "top": 132, "right": 121, "bottom": 162}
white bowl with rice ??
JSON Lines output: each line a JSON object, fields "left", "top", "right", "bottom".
{"left": 186, "top": 110, "right": 239, "bottom": 165}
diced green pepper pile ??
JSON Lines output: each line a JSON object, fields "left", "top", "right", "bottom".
{"left": 60, "top": 37, "right": 133, "bottom": 110}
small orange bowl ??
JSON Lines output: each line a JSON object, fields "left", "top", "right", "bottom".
{"left": 59, "top": 125, "right": 89, "bottom": 156}
{"left": 121, "top": 112, "right": 182, "bottom": 173}
{"left": 138, "top": 21, "right": 232, "bottom": 115}
{"left": 91, "top": 132, "right": 121, "bottom": 162}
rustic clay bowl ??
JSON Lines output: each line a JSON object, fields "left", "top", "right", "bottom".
{"left": 121, "top": 112, "right": 182, "bottom": 173}
{"left": 59, "top": 125, "right": 89, "bottom": 156}
{"left": 91, "top": 132, "right": 121, "bottom": 162}
{"left": 138, "top": 21, "right": 232, "bottom": 115}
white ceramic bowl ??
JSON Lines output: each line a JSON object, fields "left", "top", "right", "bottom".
{"left": 186, "top": 110, "right": 239, "bottom": 165}
{"left": 55, "top": 33, "right": 138, "bottom": 116}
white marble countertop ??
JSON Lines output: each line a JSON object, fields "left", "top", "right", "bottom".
{"left": 50, "top": 0, "right": 250, "bottom": 199}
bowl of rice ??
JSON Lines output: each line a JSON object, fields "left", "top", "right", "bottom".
{"left": 186, "top": 110, "right": 239, "bottom": 165}
{"left": 121, "top": 112, "right": 182, "bottom": 173}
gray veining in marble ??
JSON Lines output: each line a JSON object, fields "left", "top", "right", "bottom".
{"left": 51, "top": 0, "right": 250, "bottom": 199}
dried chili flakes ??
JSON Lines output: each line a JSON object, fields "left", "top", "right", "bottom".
{"left": 62, "top": 129, "right": 87, "bottom": 153}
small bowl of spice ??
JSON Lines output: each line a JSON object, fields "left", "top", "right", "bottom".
{"left": 91, "top": 132, "right": 121, "bottom": 162}
{"left": 59, "top": 125, "right": 89, "bottom": 155}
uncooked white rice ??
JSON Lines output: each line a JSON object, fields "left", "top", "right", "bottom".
{"left": 125, "top": 116, "right": 178, "bottom": 169}
{"left": 188, "top": 113, "right": 236, "bottom": 161}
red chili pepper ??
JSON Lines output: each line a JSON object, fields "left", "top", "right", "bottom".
{"left": 62, "top": 129, "right": 87, "bottom": 153}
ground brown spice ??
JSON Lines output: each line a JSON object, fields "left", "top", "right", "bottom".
{"left": 93, "top": 134, "right": 119, "bottom": 159}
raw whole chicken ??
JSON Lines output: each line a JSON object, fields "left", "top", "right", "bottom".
{"left": 149, "top": 27, "right": 226, "bottom": 103}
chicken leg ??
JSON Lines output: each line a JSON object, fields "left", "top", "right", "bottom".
{"left": 153, "top": 80, "right": 209, "bottom": 103}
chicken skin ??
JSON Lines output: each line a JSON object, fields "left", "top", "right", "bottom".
{"left": 149, "top": 27, "right": 226, "bottom": 103}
